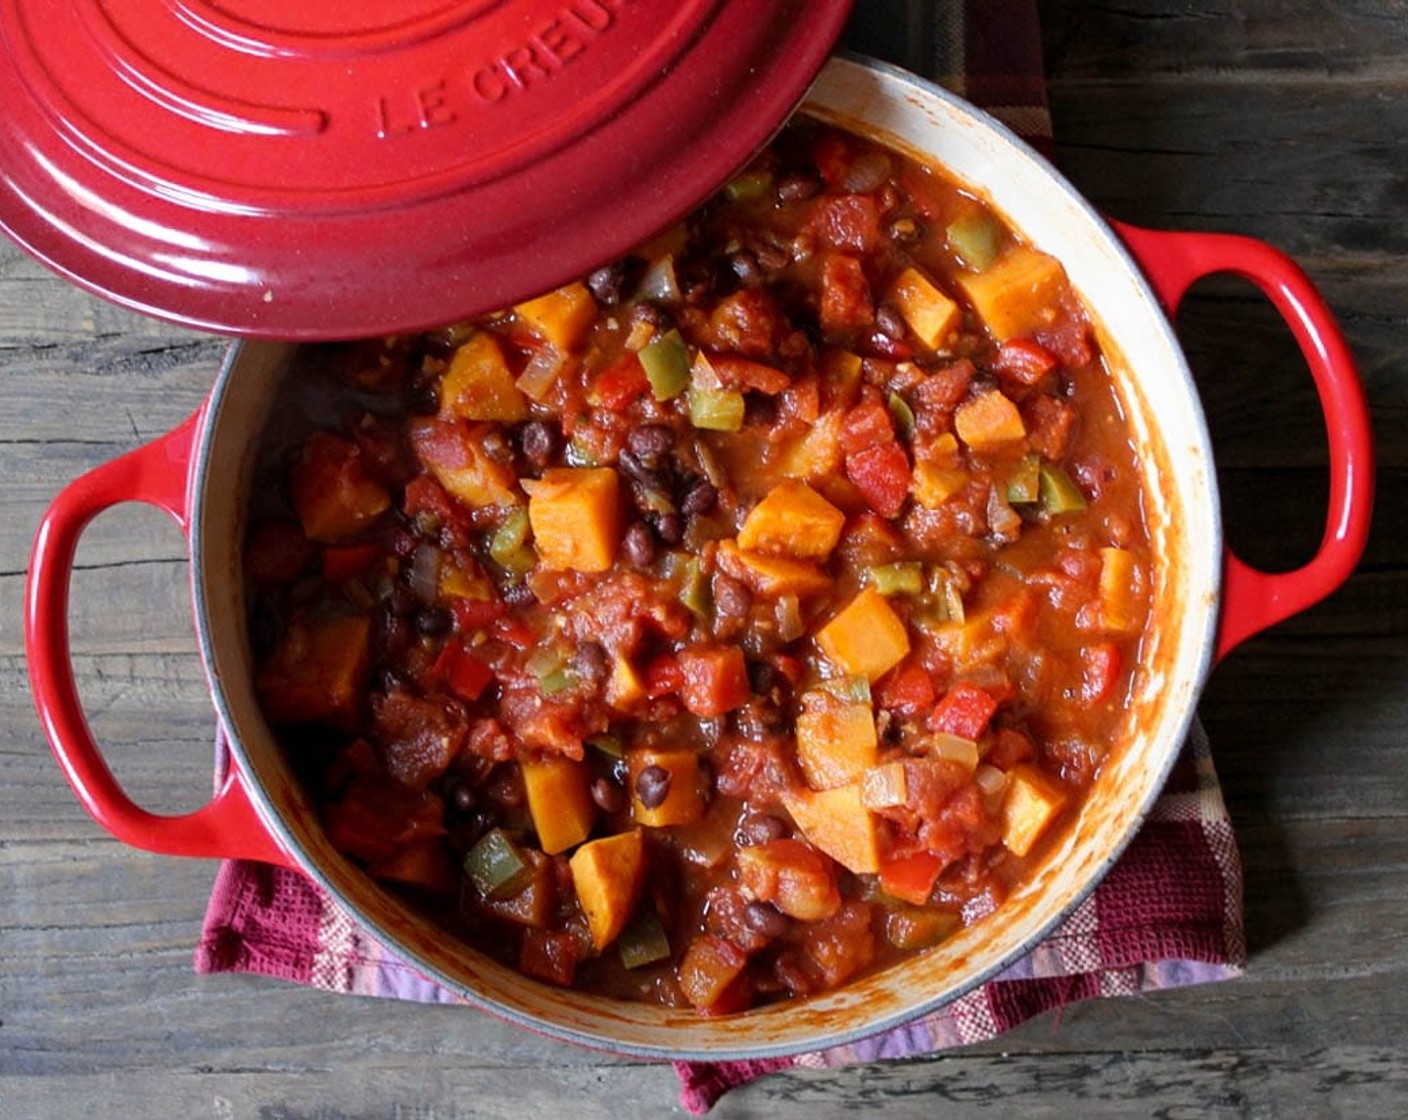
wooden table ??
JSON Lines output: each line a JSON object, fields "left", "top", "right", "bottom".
{"left": 3, "top": 3, "right": 1404, "bottom": 1115}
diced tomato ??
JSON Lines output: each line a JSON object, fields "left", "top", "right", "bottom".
{"left": 994, "top": 337, "right": 1058, "bottom": 386}
{"left": 591, "top": 354, "right": 649, "bottom": 411}
{"left": 519, "top": 928, "right": 582, "bottom": 987}
{"left": 678, "top": 934, "right": 750, "bottom": 1011}
{"left": 839, "top": 398, "right": 895, "bottom": 454}
{"left": 987, "top": 727, "right": 1036, "bottom": 769}
{"left": 818, "top": 253, "right": 875, "bottom": 332}
{"left": 290, "top": 431, "right": 391, "bottom": 543}
{"left": 677, "top": 646, "right": 751, "bottom": 716}
{"left": 403, "top": 475, "right": 457, "bottom": 524}
{"left": 812, "top": 194, "right": 882, "bottom": 253}
{"left": 877, "top": 663, "right": 937, "bottom": 717}
{"left": 928, "top": 681, "right": 999, "bottom": 740}
{"left": 811, "top": 129, "right": 854, "bottom": 187}
{"left": 643, "top": 653, "right": 684, "bottom": 699}
{"left": 433, "top": 641, "right": 495, "bottom": 702}
{"left": 1080, "top": 642, "right": 1122, "bottom": 705}
{"left": 913, "top": 359, "right": 976, "bottom": 414}
{"left": 245, "top": 518, "right": 313, "bottom": 584}
{"left": 372, "top": 689, "right": 470, "bottom": 789}
{"left": 486, "top": 616, "right": 532, "bottom": 651}
{"left": 322, "top": 543, "right": 381, "bottom": 584}
{"left": 879, "top": 852, "right": 946, "bottom": 906}
{"left": 709, "top": 355, "right": 791, "bottom": 395}
{"left": 846, "top": 441, "right": 911, "bottom": 519}
{"left": 1024, "top": 393, "right": 1079, "bottom": 461}
{"left": 451, "top": 597, "right": 507, "bottom": 632}
{"left": 1036, "top": 315, "right": 1096, "bottom": 367}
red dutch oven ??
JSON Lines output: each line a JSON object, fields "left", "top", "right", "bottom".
{"left": 16, "top": 19, "right": 1372, "bottom": 1060}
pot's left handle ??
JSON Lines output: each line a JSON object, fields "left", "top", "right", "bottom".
{"left": 25, "top": 407, "right": 292, "bottom": 866}
{"left": 1113, "top": 220, "right": 1374, "bottom": 661}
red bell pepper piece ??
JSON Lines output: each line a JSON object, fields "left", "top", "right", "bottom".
{"left": 1080, "top": 642, "right": 1122, "bottom": 706}
{"left": 877, "top": 663, "right": 937, "bottom": 717}
{"left": 845, "top": 441, "right": 911, "bottom": 519}
{"left": 322, "top": 543, "right": 381, "bottom": 584}
{"left": 643, "top": 653, "right": 684, "bottom": 700}
{"left": 591, "top": 354, "right": 650, "bottom": 411}
{"left": 994, "top": 337, "right": 1058, "bottom": 385}
{"left": 433, "top": 640, "right": 494, "bottom": 702}
{"left": 928, "top": 681, "right": 998, "bottom": 740}
{"left": 450, "top": 597, "right": 506, "bottom": 633}
{"left": 879, "top": 852, "right": 947, "bottom": 907}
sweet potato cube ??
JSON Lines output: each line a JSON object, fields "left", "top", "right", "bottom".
{"left": 955, "top": 390, "right": 1026, "bottom": 451}
{"left": 522, "top": 756, "right": 596, "bottom": 854}
{"left": 677, "top": 934, "right": 749, "bottom": 1011}
{"left": 777, "top": 409, "right": 844, "bottom": 482}
{"left": 911, "top": 461, "right": 971, "bottom": 508}
{"left": 606, "top": 651, "right": 646, "bottom": 711}
{"left": 816, "top": 586, "right": 911, "bottom": 682}
{"left": 677, "top": 646, "right": 752, "bottom": 717}
{"left": 291, "top": 433, "right": 391, "bottom": 543}
{"left": 888, "top": 266, "right": 962, "bottom": 350}
{"left": 796, "top": 690, "right": 879, "bottom": 790}
{"left": 783, "top": 783, "right": 883, "bottom": 875}
{"left": 736, "top": 839, "right": 842, "bottom": 921}
{"left": 523, "top": 467, "right": 621, "bottom": 573}
{"left": 1098, "top": 546, "right": 1141, "bottom": 633}
{"left": 440, "top": 331, "right": 528, "bottom": 422}
{"left": 737, "top": 480, "right": 846, "bottom": 561}
{"left": 1000, "top": 764, "right": 1068, "bottom": 857}
{"left": 860, "top": 761, "right": 909, "bottom": 810}
{"left": 628, "top": 748, "right": 705, "bottom": 827}
{"left": 513, "top": 281, "right": 597, "bottom": 352}
{"left": 256, "top": 614, "right": 371, "bottom": 729}
{"left": 569, "top": 830, "right": 646, "bottom": 950}
{"left": 717, "top": 540, "right": 830, "bottom": 599}
{"left": 955, "top": 247, "right": 1068, "bottom": 342}
{"left": 409, "top": 419, "right": 520, "bottom": 509}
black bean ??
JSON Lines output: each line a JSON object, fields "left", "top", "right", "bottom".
{"left": 628, "top": 301, "right": 673, "bottom": 333}
{"left": 875, "top": 304, "right": 907, "bottom": 340}
{"left": 571, "top": 640, "right": 609, "bottom": 684}
{"left": 377, "top": 668, "right": 406, "bottom": 694}
{"left": 586, "top": 262, "right": 625, "bottom": 305}
{"left": 653, "top": 512, "right": 683, "bottom": 546}
{"left": 622, "top": 522, "right": 657, "bottom": 568}
{"left": 743, "top": 393, "right": 777, "bottom": 428}
{"left": 729, "top": 250, "right": 764, "bottom": 287}
{"left": 625, "top": 424, "right": 674, "bottom": 470}
{"left": 713, "top": 573, "right": 753, "bottom": 624}
{"left": 776, "top": 172, "right": 821, "bottom": 203}
{"left": 635, "top": 764, "right": 672, "bottom": 810}
{"left": 388, "top": 585, "right": 418, "bottom": 616}
{"left": 681, "top": 477, "right": 718, "bottom": 516}
{"left": 617, "top": 448, "right": 657, "bottom": 484}
{"left": 405, "top": 382, "right": 440, "bottom": 415}
{"left": 447, "top": 779, "right": 478, "bottom": 815}
{"left": 755, "top": 240, "right": 792, "bottom": 271}
{"left": 590, "top": 776, "right": 627, "bottom": 814}
{"left": 744, "top": 900, "right": 793, "bottom": 938}
{"left": 738, "top": 811, "right": 788, "bottom": 846}
{"left": 502, "top": 580, "right": 536, "bottom": 607}
{"left": 734, "top": 700, "right": 786, "bottom": 742}
{"left": 414, "top": 605, "right": 453, "bottom": 636}
{"left": 746, "top": 659, "right": 777, "bottom": 695}
{"left": 518, "top": 420, "right": 558, "bottom": 470}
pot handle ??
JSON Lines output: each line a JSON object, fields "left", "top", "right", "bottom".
{"left": 25, "top": 407, "right": 291, "bottom": 866}
{"left": 1112, "top": 221, "right": 1374, "bottom": 661}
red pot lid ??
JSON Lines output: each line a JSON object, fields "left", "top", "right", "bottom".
{"left": 0, "top": 1, "right": 853, "bottom": 339}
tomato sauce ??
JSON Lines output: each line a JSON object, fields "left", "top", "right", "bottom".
{"left": 245, "top": 123, "right": 1152, "bottom": 1012}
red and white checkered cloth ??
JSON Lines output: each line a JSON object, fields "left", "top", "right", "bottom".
{"left": 196, "top": 3, "right": 1246, "bottom": 1114}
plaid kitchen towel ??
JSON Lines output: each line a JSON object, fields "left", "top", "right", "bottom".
{"left": 197, "top": 2, "right": 1247, "bottom": 1114}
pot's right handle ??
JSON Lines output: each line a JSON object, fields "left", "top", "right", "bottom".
{"left": 1113, "top": 221, "right": 1374, "bottom": 661}
{"left": 25, "top": 406, "right": 291, "bottom": 867}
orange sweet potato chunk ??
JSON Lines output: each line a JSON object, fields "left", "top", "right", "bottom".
{"left": 815, "top": 586, "right": 911, "bottom": 682}
{"left": 523, "top": 467, "right": 622, "bottom": 573}
{"left": 522, "top": 756, "right": 596, "bottom": 854}
{"left": 569, "top": 830, "right": 646, "bottom": 950}
{"left": 795, "top": 690, "right": 879, "bottom": 790}
{"left": 783, "top": 783, "right": 883, "bottom": 875}
{"left": 514, "top": 282, "right": 597, "bottom": 353}
{"left": 440, "top": 331, "right": 528, "bottom": 422}
{"left": 736, "top": 480, "right": 845, "bottom": 561}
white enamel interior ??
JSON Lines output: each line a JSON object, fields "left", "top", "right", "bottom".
{"left": 191, "top": 56, "right": 1222, "bottom": 1059}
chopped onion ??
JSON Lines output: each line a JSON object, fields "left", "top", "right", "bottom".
{"left": 516, "top": 345, "right": 566, "bottom": 401}
{"left": 637, "top": 254, "right": 681, "bottom": 304}
{"left": 974, "top": 764, "right": 1009, "bottom": 797}
{"left": 408, "top": 543, "right": 444, "bottom": 601}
